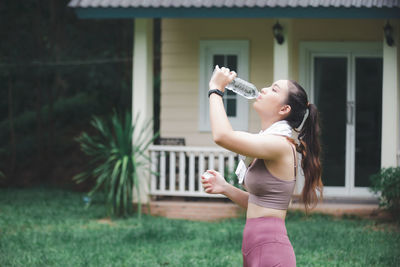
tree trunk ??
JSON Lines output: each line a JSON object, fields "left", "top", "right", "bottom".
{"left": 7, "top": 76, "right": 16, "bottom": 181}
{"left": 35, "top": 79, "right": 44, "bottom": 165}
{"left": 48, "top": 0, "right": 66, "bottom": 155}
{"left": 31, "top": 0, "right": 45, "bottom": 182}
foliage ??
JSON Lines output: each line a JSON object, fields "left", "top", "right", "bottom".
{"left": 0, "top": 92, "right": 99, "bottom": 156}
{"left": 1, "top": 187, "right": 400, "bottom": 266}
{"left": 223, "top": 159, "right": 243, "bottom": 189}
{"left": 74, "top": 111, "right": 158, "bottom": 217}
{"left": 0, "top": 0, "right": 133, "bottom": 185}
{"left": 370, "top": 167, "right": 400, "bottom": 220}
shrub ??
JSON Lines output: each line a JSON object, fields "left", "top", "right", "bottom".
{"left": 74, "top": 111, "right": 158, "bottom": 217}
{"left": 223, "top": 159, "right": 243, "bottom": 189}
{"left": 369, "top": 167, "right": 400, "bottom": 220}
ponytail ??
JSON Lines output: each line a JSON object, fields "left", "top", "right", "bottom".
{"left": 297, "top": 104, "right": 323, "bottom": 213}
{"left": 286, "top": 81, "right": 323, "bottom": 213}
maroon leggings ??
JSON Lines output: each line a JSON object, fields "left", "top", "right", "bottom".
{"left": 242, "top": 217, "right": 296, "bottom": 267}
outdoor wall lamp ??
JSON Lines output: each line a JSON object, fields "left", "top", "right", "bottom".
{"left": 384, "top": 21, "right": 394, "bottom": 47}
{"left": 273, "top": 21, "right": 284, "bottom": 45}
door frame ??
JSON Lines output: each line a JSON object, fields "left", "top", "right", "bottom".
{"left": 299, "top": 42, "right": 382, "bottom": 197}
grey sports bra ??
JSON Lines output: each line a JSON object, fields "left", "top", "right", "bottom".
{"left": 243, "top": 144, "right": 297, "bottom": 210}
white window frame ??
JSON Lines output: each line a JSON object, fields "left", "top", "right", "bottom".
{"left": 198, "top": 40, "right": 250, "bottom": 132}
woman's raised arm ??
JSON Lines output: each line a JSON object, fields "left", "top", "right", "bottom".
{"left": 209, "top": 66, "right": 287, "bottom": 160}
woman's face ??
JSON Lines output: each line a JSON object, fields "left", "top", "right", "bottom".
{"left": 253, "top": 79, "right": 291, "bottom": 119}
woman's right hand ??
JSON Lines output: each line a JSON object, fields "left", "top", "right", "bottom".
{"left": 201, "top": 169, "right": 228, "bottom": 195}
{"left": 208, "top": 65, "right": 236, "bottom": 92}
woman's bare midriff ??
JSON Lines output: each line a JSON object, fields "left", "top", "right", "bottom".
{"left": 243, "top": 142, "right": 295, "bottom": 221}
{"left": 246, "top": 202, "right": 287, "bottom": 220}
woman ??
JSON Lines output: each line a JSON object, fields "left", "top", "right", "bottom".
{"left": 201, "top": 66, "right": 323, "bottom": 267}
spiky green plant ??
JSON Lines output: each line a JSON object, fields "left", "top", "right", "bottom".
{"left": 74, "top": 111, "right": 158, "bottom": 217}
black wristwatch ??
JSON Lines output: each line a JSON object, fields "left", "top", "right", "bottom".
{"left": 208, "top": 89, "right": 224, "bottom": 98}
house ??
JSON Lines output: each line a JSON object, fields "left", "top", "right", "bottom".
{"left": 68, "top": 0, "right": 400, "bottom": 219}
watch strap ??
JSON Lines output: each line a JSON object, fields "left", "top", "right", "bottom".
{"left": 208, "top": 89, "right": 224, "bottom": 98}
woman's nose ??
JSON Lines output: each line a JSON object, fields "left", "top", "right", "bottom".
{"left": 261, "top": 87, "right": 269, "bottom": 94}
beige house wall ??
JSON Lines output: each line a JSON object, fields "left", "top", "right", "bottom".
{"left": 160, "top": 18, "right": 388, "bottom": 147}
{"left": 160, "top": 18, "right": 275, "bottom": 146}
{"left": 291, "top": 19, "right": 384, "bottom": 81}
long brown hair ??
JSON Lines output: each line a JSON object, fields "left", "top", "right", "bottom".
{"left": 286, "top": 80, "right": 323, "bottom": 213}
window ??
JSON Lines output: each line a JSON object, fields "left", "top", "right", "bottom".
{"left": 198, "top": 40, "right": 249, "bottom": 132}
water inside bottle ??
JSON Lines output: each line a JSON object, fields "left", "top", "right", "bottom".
{"left": 226, "top": 78, "right": 260, "bottom": 99}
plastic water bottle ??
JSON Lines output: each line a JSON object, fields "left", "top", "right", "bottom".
{"left": 225, "top": 77, "right": 260, "bottom": 99}
{"left": 202, "top": 171, "right": 213, "bottom": 180}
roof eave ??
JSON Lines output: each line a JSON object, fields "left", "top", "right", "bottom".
{"left": 72, "top": 7, "right": 400, "bottom": 19}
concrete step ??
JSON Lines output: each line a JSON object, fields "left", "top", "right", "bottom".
{"left": 138, "top": 200, "right": 390, "bottom": 221}
{"left": 141, "top": 201, "right": 245, "bottom": 221}
{"left": 288, "top": 202, "right": 387, "bottom": 218}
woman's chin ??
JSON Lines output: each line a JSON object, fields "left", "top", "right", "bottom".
{"left": 253, "top": 102, "right": 261, "bottom": 114}
{"left": 252, "top": 101, "right": 257, "bottom": 110}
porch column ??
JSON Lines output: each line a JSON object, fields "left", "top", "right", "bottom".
{"left": 273, "top": 19, "right": 292, "bottom": 81}
{"left": 132, "top": 18, "right": 154, "bottom": 204}
{"left": 272, "top": 19, "right": 303, "bottom": 195}
{"left": 381, "top": 20, "right": 400, "bottom": 168}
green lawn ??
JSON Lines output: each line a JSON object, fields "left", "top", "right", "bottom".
{"left": 0, "top": 188, "right": 399, "bottom": 267}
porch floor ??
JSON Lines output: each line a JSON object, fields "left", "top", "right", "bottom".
{"left": 141, "top": 198, "right": 389, "bottom": 221}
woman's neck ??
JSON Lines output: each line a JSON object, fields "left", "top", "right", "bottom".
{"left": 261, "top": 118, "right": 279, "bottom": 131}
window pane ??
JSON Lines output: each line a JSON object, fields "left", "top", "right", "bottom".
{"left": 314, "top": 57, "right": 347, "bottom": 187}
{"left": 227, "top": 89, "right": 236, "bottom": 96}
{"left": 213, "top": 54, "right": 238, "bottom": 117}
{"left": 227, "top": 55, "right": 237, "bottom": 72}
{"left": 355, "top": 58, "right": 382, "bottom": 187}
{"left": 227, "top": 99, "right": 236, "bottom": 117}
{"left": 226, "top": 55, "right": 238, "bottom": 109}
{"left": 213, "top": 55, "right": 225, "bottom": 70}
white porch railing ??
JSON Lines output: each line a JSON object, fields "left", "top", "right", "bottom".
{"left": 149, "top": 145, "right": 238, "bottom": 198}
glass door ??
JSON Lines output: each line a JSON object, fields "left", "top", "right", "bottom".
{"left": 313, "top": 57, "right": 348, "bottom": 188}
{"left": 310, "top": 51, "right": 382, "bottom": 196}
{"left": 353, "top": 57, "right": 382, "bottom": 193}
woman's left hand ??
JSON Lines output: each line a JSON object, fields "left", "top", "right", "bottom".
{"left": 201, "top": 170, "right": 228, "bottom": 195}
{"left": 209, "top": 65, "right": 237, "bottom": 92}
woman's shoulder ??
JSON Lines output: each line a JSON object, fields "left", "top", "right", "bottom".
{"left": 259, "top": 134, "right": 294, "bottom": 158}
{"left": 262, "top": 134, "right": 291, "bottom": 146}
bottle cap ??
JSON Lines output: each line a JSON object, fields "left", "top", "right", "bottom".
{"left": 203, "top": 172, "right": 213, "bottom": 179}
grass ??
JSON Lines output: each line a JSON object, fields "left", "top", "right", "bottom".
{"left": 0, "top": 187, "right": 399, "bottom": 267}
